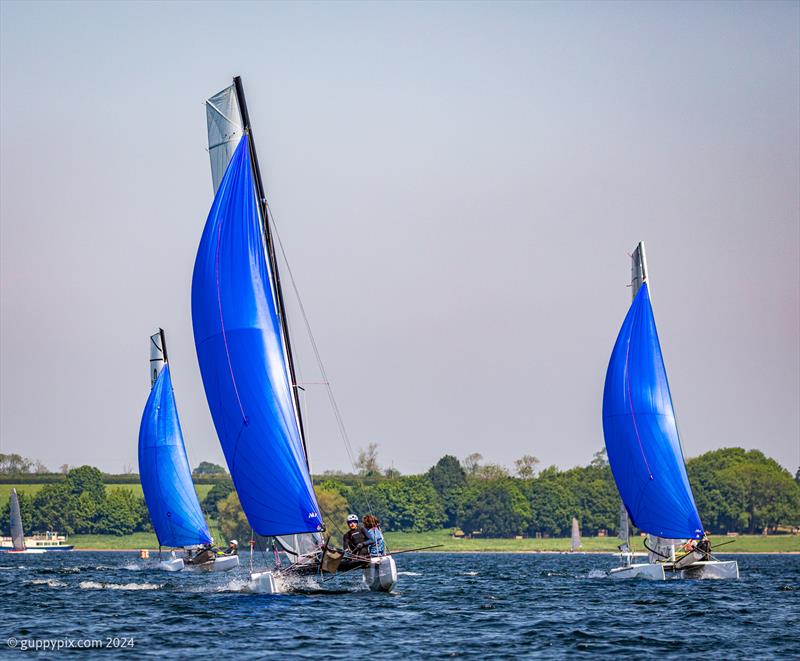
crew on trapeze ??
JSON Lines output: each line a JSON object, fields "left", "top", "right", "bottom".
{"left": 683, "top": 532, "right": 711, "bottom": 560}
{"left": 342, "top": 513, "right": 386, "bottom": 557}
{"left": 342, "top": 514, "right": 370, "bottom": 555}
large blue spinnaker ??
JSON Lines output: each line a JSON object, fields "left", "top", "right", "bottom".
{"left": 602, "top": 283, "right": 703, "bottom": 540}
{"left": 191, "top": 135, "right": 322, "bottom": 537}
{"left": 138, "top": 364, "right": 212, "bottom": 548}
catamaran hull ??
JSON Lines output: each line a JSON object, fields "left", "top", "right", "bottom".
{"left": 249, "top": 571, "right": 277, "bottom": 594}
{"left": 158, "top": 558, "right": 185, "bottom": 572}
{"left": 609, "top": 560, "right": 739, "bottom": 581}
{"left": 364, "top": 555, "right": 397, "bottom": 592}
{"left": 608, "top": 563, "right": 666, "bottom": 580}
{"left": 668, "top": 560, "right": 739, "bottom": 580}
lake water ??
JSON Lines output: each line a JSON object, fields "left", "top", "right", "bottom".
{"left": 2, "top": 552, "right": 798, "bottom": 657}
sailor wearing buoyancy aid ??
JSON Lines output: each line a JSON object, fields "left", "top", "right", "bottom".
{"left": 362, "top": 514, "right": 386, "bottom": 557}
{"left": 342, "top": 514, "right": 370, "bottom": 555}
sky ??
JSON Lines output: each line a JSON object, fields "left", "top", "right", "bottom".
{"left": 1, "top": 1, "right": 798, "bottom": 476}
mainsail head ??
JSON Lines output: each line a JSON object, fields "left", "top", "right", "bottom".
{"left": 138, "top": 337, "right": 212, "bottom": 549}
{"left": 205, "top": 85, "right": 243, "bottom": 193}
{"left": 191, "top": 134, "right": 322, "bottom": 537}
{"left": 9, "top": 488, "right": 25, "bottom": 551}
{"left": 602, "top": 278, "right": 703, "bottom": 540}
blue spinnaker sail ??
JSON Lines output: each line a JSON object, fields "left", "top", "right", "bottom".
{"left": 602, "top": 283, "right": 703, "bottom": 540}
{"left": 191, "top": 136, "right": 322, "bottom": 537}
{"left": 138, "top": 364, "right": 212, "bottom": 548}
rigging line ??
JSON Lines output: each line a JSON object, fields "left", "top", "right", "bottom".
{"left": 265, "top": 203, "right": 375, "bottom": 517}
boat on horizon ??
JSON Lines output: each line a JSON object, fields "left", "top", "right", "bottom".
{"left": 602, "top": 242, "right": 738, "bottom": 580}
{"left": 0, "top": 489, "right": 69, "bottom": 553}
{"left": 194, "top": 76, "right": 396, "bottom": 593}
{"left": 138, "top": 329, "right": 239, "bottom": 573}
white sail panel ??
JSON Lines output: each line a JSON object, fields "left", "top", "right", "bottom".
{"left": 205, "top": 85, "right": 243, "bottom": 193}
{"left": 149, "top": 330, "right": 165, "bottom": 388}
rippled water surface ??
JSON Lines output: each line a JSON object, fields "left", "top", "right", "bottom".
{"left": 2, "top": 552, "right": 798, "bottom": 657}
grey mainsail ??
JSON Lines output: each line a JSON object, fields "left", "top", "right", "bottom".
{"left": 205, "top": 85, "right": 243, "bottom": 193}
{"left": 149, "top": 330, "right": 166, "bottom": 388}
{"left": 570, "top": 517, "right": 581, "bottom": 551}
{"left": 618, "top": 502, "right": 630, "bottom": 550}
{"left": 9, "top": 488, "right": 25, "bottom": 551}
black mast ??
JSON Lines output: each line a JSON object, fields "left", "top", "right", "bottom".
{"left": 232, "top": 75, "right": 310, "bottom": 470}
{"left": 159, "top": 328, "right": 169, "bottom": 364}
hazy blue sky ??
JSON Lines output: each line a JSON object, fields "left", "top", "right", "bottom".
{"left": 1, "top": 1, "right": 798, "bottom": 475}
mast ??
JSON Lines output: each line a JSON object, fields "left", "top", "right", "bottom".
{"left": 631, "top": 241, "right": 648, "bottom": 299}
{"left": 232, "top": 76, "right": 310, "bottom": 469}
{"left": 617, "top": 241, "right": 648, "bottom": 547}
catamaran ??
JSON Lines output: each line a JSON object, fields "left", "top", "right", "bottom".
{"left": 602, "top": 242, "right": 738, "bottom": 580}
{"left": 138, "top": 329, "right": 239, "bottom": 573}
{"left": 193, "top": 76, "right": 396, "bottom": 593}
{"left": 0, "top": 489, "right": 46, "bottom": 554}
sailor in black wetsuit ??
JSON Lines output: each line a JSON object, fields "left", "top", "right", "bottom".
{"left": 342, "top": 514, "right": 369, "bottom": 556}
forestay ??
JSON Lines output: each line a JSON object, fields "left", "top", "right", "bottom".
{"left": 602, "top": 283, "right": 703, "bottom": 540}
{"left": 205, "top": 85, "right": 243, "bottom": 193}
{"left": 138, "top": 363, "right": 212, "bottom": 548}
{"left": 191, "top": 135, "right": 322, "bottom": 537}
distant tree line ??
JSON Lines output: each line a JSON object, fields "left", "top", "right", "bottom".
{"left": 3, "top": 449, "right": 799, "bottom": 539}
{"left": 3, "top": 466, "right": 151, "bottom": 536}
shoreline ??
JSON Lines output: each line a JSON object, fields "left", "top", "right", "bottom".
{"left": 68, "top": 548, "right": 800, "bottom": 555}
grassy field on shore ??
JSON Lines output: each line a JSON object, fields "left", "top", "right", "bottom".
{"left": 62, "top": 529, "right": 800, "bottom": 552}
{"left": 383, "top": 529, "right": 800, "bottom": 553}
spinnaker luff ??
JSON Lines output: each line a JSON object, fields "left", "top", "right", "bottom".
{"left": 602, "top": 281, "right": 703, "bottom": 541}
{"left": 138, "top": 330, "right": 212, "bottom": 549}
{"left": 191, "top": 132, "right": 322, "bottom": 538}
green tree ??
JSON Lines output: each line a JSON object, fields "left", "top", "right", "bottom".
{"left": 428, "top": 455, "right": 467, "bottom": 527}
{"left": 527, "top": 474, "right": 577, "bottom": 537}
{"left": 96, "top": 489, "right": 142, "bottom": 535}
{"left": 71, "top": 491, "right": 99, "bottom": 534}
{"left": 66, "top": 465, "right": 106, "bottom": 504}
{"left": 193, "top": 461, "right": 226, "bottom": 476}
{"left": 217, "top": 491, "right": 251, "bottom": 543}
{"left": 365, "top": 476, "right": 445, "bottom": 531}
{"left": 31, "top": 483, "right": 76, "bottom": 535}
{"left": 0, "top": 453, "right": 34, "bottom": 474}
{"left": 202, "top": 478, "right": 235, "bottom": 516}
{"left": 316, "top": 487, "right": 350, "bottom": 537}
{"left": 459, "top": 480, "right": 532, "bottom": 537}
{"left": 514, "top": 455, "right": 540, "bottom": 479}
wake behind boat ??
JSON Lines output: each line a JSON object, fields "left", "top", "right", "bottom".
{"left": 196, "top": 76, "right": 396, "bottom": 594}
{"left": 602, "top": 243, "right": 738, "bottom": 581}
{"left": 138, "top": 329, "right": 239, "bottom": 573}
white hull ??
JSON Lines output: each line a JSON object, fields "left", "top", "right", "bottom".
{"left": 193, "top": 554, "right": 239, "bottom": 573}
{"left": 2, "top": 549, "right": 47, "bottom": 555}
{"left": 609, "top": 563, "right": 666, "bottom": 580}
{"left": 158, "top": 557, "right": 185, "bottom": 572}
{"left": 609, "top": 560, "right": 739, "bottom": 581}
{"left": 363, "top": 556, "right": 397, "bottom": 592}
{"left": 249, "top": 571, "right": 277, "bottom": 594}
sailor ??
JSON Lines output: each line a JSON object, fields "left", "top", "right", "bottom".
{"left": 189, "top": 544, "right": 215, "bottom": 565}
{"left": 696, "top": 532, "right": 711, "bottom": 559}
{"left": 342, "top": 514, "right": 369, "bottom": 555}
{"left": 223, "top": 540, "right": 239, "bottom": 556}
{"left": 362, "top": 514, "right": 386, "bottom": 557}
